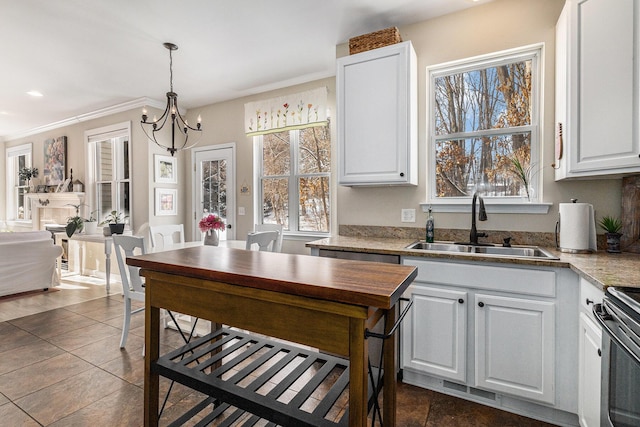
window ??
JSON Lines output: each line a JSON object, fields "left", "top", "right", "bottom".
{"left": 6, "top": 144, "right": 33, "bottom": 221}
{"left": 256, "top": 123, "right": 331, "bottom": 235}
{"left": 86, "top": 122, "right": 131, "bottom": 226}
{"left": 428, "top": 45, "right": 541, "bottom": 206}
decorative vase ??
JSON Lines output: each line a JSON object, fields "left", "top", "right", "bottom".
{"left": 605, "top": 232, "right": 623, "bottom": 253}
{"left": 204, "top": 230, "right": 219, "bottom": 246}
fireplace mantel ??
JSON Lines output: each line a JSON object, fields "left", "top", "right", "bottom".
{"left": 25, "top": 193, "right": 85, "bottom": 230}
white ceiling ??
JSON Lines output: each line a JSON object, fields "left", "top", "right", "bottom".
{"left": 0, "top": 0, "right": 491, "bottom": 141}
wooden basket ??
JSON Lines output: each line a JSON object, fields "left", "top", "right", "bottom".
{"left": 349, "top": 27, "right": 402, "bottom": 54}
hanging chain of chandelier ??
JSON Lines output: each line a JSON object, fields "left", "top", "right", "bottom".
{"left": 141, "top": 42, "right": 202, "bottom": 156}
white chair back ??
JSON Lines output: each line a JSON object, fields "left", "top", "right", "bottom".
{"left": 254, "top": 223, "right": 283, "bottom": 253}
{"left": 113, "top": 235, "right": 146, "bottom": 298}
{"left": 149, "top": 224, "right": 185, "bottom": 249}
{"left": 112, "top": 235, "right": 147, "bottom": 349}
{"left": 245, "top": 231, "right": 280, "bottom": 252}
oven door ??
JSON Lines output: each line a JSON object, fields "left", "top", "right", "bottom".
{"left": 594, "top": 301, "right": 640, "bottom": 427}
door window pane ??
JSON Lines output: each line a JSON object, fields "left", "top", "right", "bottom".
{"left": 202, "top": 159, "right": 227, "bottom": 219}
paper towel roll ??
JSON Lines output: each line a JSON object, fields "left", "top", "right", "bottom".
{"left": 559, "top": 202, "right": 597, "bottom": 252}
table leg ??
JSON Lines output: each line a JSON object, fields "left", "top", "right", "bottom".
{"left": 145, "top": 303, "right": 160, "bottom": 426}
{"left": 104, "top": 239, "right": 112, "bottom": 294}
{"left": 383, "top": 306, "right": 398, "bottom": 427}
{"left": 349, "top": 317, "right": 368, "bottom": 427}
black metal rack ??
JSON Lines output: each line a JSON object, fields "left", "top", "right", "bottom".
{"left": 155, "top": 327, "right": 382, "bottom": 426}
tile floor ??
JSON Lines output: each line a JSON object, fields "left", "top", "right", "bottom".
{"left": 0, "top": 275, "right": 558, "bottom": 426}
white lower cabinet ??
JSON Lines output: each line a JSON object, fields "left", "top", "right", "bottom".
{"left": 474, "top": 293, "right": 555, "bottom": 404}
{"left": 577, "top": 278, "right": 603, "bottom": 427}
{"left": 403, "top": 285, "right": 467, "bottom": 382}
{"left": 401, "top": 257, "right": 579, "bottom": 425}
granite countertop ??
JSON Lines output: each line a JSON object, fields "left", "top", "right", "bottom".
{"left": 306, "top": 236, "right": 640, "bottom": 291}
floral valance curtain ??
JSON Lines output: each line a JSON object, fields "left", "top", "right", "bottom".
{"left": 244, "top": 87, "right": 328, "bottom": 136}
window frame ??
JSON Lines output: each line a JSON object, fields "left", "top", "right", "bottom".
{"left": 85, "top": 122, "right": 132, "bottom": 228}
{"left": 254, "top": 124, "right": 331, "bottom": 238}
{"left": 5, "top": 143, "right": 33, "bottom": 223}
{"left": 424, "top": 43, "right": 550, "bottom": 214}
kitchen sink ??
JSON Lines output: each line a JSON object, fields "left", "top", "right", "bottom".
{"left": 405, "top": 241, "right": 559, "bottom": 260}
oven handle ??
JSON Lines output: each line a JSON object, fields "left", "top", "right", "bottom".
{"left": 594, "top": 303, "right": 640, "bottom": 365}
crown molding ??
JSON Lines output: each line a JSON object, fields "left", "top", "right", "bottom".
{"left": 3, "top": 97, "right": 166, "bottom": 142}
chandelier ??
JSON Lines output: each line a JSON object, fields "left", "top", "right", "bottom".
{"left": 141, "top": 42, "right": 202, "bottom": 156}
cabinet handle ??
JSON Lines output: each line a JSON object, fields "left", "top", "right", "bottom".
{"left": 586, "top": 298, "right": 594, "bottom": 305}
{"left": 598, "top": 348, "right": 601, "bottom": 357}
{"left": 478, "top": 302, "right": 484, "bottom": 308}
{"left": 400, "top": 172, "right": 405, "bottom": 177}
{"left": 458, "top": 298, "right": 464, "bottom": 304}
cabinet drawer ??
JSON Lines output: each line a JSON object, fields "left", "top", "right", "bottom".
{"left": 579, "top": 277, "right": 603, "bottom": 315}
{"left": 402, "top": 258, "right": 556, "bottom": 298}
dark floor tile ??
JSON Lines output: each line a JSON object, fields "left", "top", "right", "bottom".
{"left": 15, "top": 367, "right": 127, "bottom": 425}
{"left": 0, "top": 352, "right": 93, "bottom": 400}
{"left": 48, "top": 382, "right": 144, "bottom": 427}
{"left": 70, "top": 331, "right": 145, "bottom": 366}
{"left": 0, "top": 323, "right": 41, "bottom": 353}
{"left": 0, "top": 337, "right": 65, "bottom": 375}
{"left": 11, "top": 310, "right": 99, "bottom": 339}
{"left": 45, "top": 321, "right": 121, "bottom": 351}
{"left": 0, "top": 400, "right": 40, "bottom": 426}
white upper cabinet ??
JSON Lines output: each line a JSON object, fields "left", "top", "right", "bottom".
{"left": 337, "top": 41, "right": 417, "bottom": 186}
{"left": 555, "top": 0, "right": 640, "bottom": 179}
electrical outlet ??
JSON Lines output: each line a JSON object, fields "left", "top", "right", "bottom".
{"left": 401, "top": 209, "right": 416, "bottom": 223}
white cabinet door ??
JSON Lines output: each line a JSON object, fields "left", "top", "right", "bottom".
{"left": 402, "top": 285, "right": 467, "bottom": 382}
{"left": 578, "top": 312, "right": 602, "bottom": 427}
{"left": 474, "top": 293, "right": 555, "bottom": 404}
{"left": 337, "top": 41, "right": 417, "bottom": 186}
{"left": 555, "top": 0, "right": 640, "bottom": 179}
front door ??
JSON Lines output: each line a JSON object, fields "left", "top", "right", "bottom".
{"left": 192, "top": 144, "right": 235, "bottom": 241}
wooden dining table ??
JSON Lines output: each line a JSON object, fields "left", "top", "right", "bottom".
{"left": 128, "top": 246, "right": 417, "bottom": 427}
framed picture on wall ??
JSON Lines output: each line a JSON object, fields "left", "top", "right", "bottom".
{"left": 43, "top": 136, "right": 67, "bottom": 185}
{"left": 155, "top": 188, "right": 177, "bottom": 216}
{"left": 154, "top": 154, "right": 177, "bottom": 184}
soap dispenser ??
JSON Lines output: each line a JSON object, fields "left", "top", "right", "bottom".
{"left": 426, "top": 206, "right": 434, "bottom": 243}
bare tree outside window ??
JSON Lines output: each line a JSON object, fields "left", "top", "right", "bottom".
{"left": 432, "top": 49, "right": 539, "bottom": 200}
{"left": 259, "top": 123, "right": 330, "bottom": 233}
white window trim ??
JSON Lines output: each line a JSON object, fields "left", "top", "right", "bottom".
{"left": 253, "top": 128, "right": 331, "bottom": 238}
{"left": 6, "top": 143, "right": 33, "bottom": 223}
{"left": 423, "top": 43, "right": 549, "bottom": 214}
{"left": 85, "top": 121, "right": 132, "bottom": 228}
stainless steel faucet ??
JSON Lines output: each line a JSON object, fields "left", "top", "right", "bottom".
{"left": 470, "top": 192, "right": 488, "bottom": 245}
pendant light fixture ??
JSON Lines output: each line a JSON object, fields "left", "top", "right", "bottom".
{"left": 141, "top": 42, "right": 202, "bottom": 156}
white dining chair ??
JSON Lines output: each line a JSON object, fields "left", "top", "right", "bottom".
{"left": 112, "top": 235, "right": 146, "bottom": 349}
{"left": 254, "top": 223, "right": 283, "bottom": 253}
{"left": 245, "top": 230, "right": 280, "bottom": 252}
{"left": 149, "top": 224, "right": 184, "bottom": 250}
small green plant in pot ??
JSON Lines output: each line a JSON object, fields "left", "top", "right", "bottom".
{"left": 65, "top": 203, "right": 88, "bottom": 237}
{"left": 100, "top": 210, "right": 128, "bottom": 235}
{"left": 83, "top": 210, "right": 99, "bottom": 235}
{"left": 598, "top": 215, "right": 623, "bottom": 253}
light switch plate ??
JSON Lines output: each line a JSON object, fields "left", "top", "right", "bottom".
{"left": 238, "top": 207, "right": 246, "bottom": 216}
{"left": 401, "top": 209, "right": 416, "bottom": 223}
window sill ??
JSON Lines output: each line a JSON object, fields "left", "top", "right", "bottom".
{"left": 420, "top": 201, "right": 552, "bottom": 215}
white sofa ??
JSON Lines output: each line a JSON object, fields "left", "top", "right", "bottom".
{"left": 0, "top": 231, "right": 63, "bottom": 297}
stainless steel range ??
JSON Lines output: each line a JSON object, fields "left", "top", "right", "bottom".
{"left": 594, "top": 287, "right": 640, "bottom": 427}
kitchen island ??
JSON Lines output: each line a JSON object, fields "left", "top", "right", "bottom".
{"left": 127, "top": 245, "right": 417, "bottom": 426}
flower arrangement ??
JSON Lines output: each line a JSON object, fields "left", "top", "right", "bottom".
{"left": 18, "top": 167, "right": 39, "bottom": 182}
{"left": 199, "top": 214, "right": 225, "bottom": 233}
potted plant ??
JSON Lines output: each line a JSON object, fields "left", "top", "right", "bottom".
{"left": 101, "top": 210, "right": 128, "bottom": 235}
{"left": 83, "top": 210, "right": 99, "bottom": 235}
{"left": 598, "top": 215, "right": 623, "bottom": 253}
{"left": 65, "top": 203, "right": 88, "bottom": 237}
